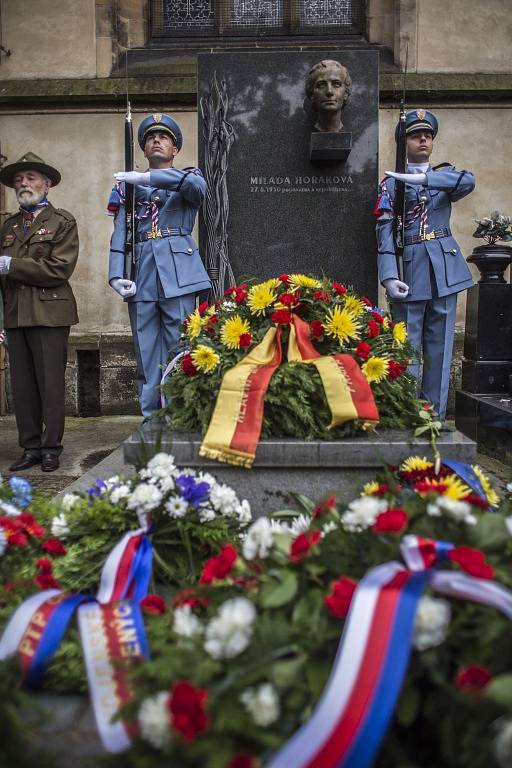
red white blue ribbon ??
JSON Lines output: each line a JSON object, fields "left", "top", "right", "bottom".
{"left": 96, "top": 529, "right": 152, "bottom": 603}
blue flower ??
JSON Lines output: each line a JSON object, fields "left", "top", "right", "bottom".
{"left": 9, "top": 476, "right": 32, "bottom": 508}
{"left": 176, "top": 475, "right": 210, "bottom": 508}
{"left": 87, "top": 478, "right": 108, "bottom": 500}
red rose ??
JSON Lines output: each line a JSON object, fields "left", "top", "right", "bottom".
{"left": 224, "top": 286, "right": 236, "bottom": 296}
{"left": 290, "top": 531, "right": 321, "bottom": 563}
{"left": 310, "top": 320, "right": 324, "bottom": 339}
{"left": 140, "top": 595, "right": 167, "bottom": 615}
{"left": 372, "top": 508, "right": 409, "bottom": 533}
{"left": 325, "top": 576, "right": 357, "bottom": 618}
{"left": 448, "top": 545, "right": 495, "bottom": 579}
{"left": 361, "top": 296, "right": 373, "bottom": 306}
{"left": 387, "top": 360, "right": 403, "bottom": 380}
{"left": 36, "top": 557, "right": 53, "bottom": 572}
{"left": 42, "top": 539, "right": 67, "bottom": 558}
{"left": 7, "top": 531, "right": 28, "bottom": 548}
{"left": 371, "top": 311, "right": 384, "bottom": 324}
{"left": 199, "top": 544, "right": 238, "bottom": 584}
{"left": 234, "top": 289, "right": 248, "bottom": 304}
{"left": 239, "top": 333, "right": 253, "bottom": 348}
{"left": 182, "top": 353, "right": 198, "bottom": 377}
{"left": 278, "top": 292, "right": 299, "bottom": 307}
{"left": 35, "top": 572, "right": 60, "bottom": 590}
{"left": 332, "top": 282, "right": 347, "bottom": 295}
{"left": 271, "top": 309, "right": 292, "bottom": 324}
{"left": 313, "top": 495, "right": 337, "bottom": 518}
{"left": 455, "top": 665, "right": 492, "bottom": 692}
{"left": 197, "top": 301, "right": 209, "bottom": 315}
{"left": 366, "top": 319, "right": 381, "bottom": 338}
{"left": 229, "top": 755, "right": 257, "bottom": 768}
{"left": 168, "top": 681, "right": 209, "bottom": 742}
{"left": 173, "top": 588, "right": 209, "bottom": 609}
{"left": 355, "top": 341, "right": 371, "bottom": 360}
{"left": 279, "top": 274, "right": 291, "bottom": 284}
{"left": 313, "top": 290, "right": 331, "bottom": 302}
{"left": 464, "top": 494, "right": 489, "bottom": 510}
{"left": 19, "top": 513, "right": 46, "bottom": 538}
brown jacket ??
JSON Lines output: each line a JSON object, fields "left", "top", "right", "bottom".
{"left": 0, "top": 202, "right": 79, "bottom": 328}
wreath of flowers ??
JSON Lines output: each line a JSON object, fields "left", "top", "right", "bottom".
{"left": 162, "top": 274, "right": 421, "bottom": 439}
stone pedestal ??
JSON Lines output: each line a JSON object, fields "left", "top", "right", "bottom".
{"left": 124, "top": 425, "right": 476, "bottom": 516}
{"left": 310, "top": 131, "right": 352, "bottom": 162}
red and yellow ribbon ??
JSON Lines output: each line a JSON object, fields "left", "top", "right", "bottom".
{"left": 199, "top": 316, "right": 379, "bottom": 468}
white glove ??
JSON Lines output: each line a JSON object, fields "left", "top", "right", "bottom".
{"left": 384, "top": 171, "right": 427, "bottom": 185}
{"left": 114, "top": 171, "right": 150, "bottom": 186}
{"left": 383, "top": 278, "right": 409, "bottom": 299}
{"left": 0, "top": 255, "right": 11, "bottom": 273}
{"left": 110, "top": 278, "right": 137, "bottom": 298}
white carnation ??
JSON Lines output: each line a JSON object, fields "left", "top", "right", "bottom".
{"left": 436, "top": 496, "right": 476, "bottom": 525}
{"left": 127, "top": 483, "right": 163, "bottom": 514}
{"left": 139, "top": 452, "right": 177, "bottom": 481}
{"left": 199, "top": 507, "right": 216, "bottom": 522}
{"left": 0, "top": 528, "right": 7, "bottom": 556}
{"left": 173, "top": 605, "right": 203, "bottom": 638}
{"left": 0, "top": 500, "right": 20, "bottom": 517}
{"left": 197, "top": 471, "right": 217, "bottom": 487}
{"left": 269, "top": 519, "right": 293, "bottom": 535}
{"left": 139, "top": 691, "right": 171, "bottom": 750}
{"left": 413, "top": 595, "right": 451, "bottom": 651}
{"left": 51, "top": 512, "right": 70, "bottom": 538}
{"left": 240, "top": 683, "right": 280, "bottom": 726}
{"left": 204, "top": 597, "right": 256, "bottom": 659}
{"left": 210, "top": 483, "right": 240, "bottom": 516}
{"left": 341, "top": 496, "right": 388, "bottom": 532}
{"left": 165, "top": 497, "right": 189, "bottom": 519}
{"left": 426, "top": 502, "right": 442, "bottom": 517}
{"left": 289, "top": 513, "right": 313, "bottom": 536}
{"left": 494, "top": 718, "right": 512, "bottom": 768}
{"left": 104, "top": 475, "right": 121, "bottom": 490}
{"left": 236, "top": 499, "right": 251, "bottom": 525}
{"left": 322, "top": 521, "right": 338, "bottom": 535}
{"left": 243, "top": 517, "right": 274, "bottom": 560}
{"left": 61, "top": 493, "right": 80, "bottom": 512}
{"left": 158, "top": 475, "right": 176, "bottom": 494}
{"left": 109, "top": 484, "right": 131, "bottom": 504}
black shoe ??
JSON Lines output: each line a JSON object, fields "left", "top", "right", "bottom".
{"left": 41, "top": 453, "right": 60, "bottom": 472}
{"left": 9, "top": 452, "right": 41, "bottom": 471}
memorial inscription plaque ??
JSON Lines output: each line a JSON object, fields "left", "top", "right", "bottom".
{"left": 198, "top": 50, "right": 379, "bottom": 300}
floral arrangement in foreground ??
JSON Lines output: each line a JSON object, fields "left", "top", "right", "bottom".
{"left": 162, "top": 273, "right": 421, "bottom": 440}
{"left": 2, "top": 453, "right": 511, "bottom": 768}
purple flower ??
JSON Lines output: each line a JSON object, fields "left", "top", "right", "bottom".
{"left": 176, "top": 475, "right": 210, "bottom": 508}
{"left": 87, "top": 478, "right": 107, "bottom": 499}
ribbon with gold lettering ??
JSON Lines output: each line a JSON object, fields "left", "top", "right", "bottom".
{"left": 200, "top": 315, "right": 379, "bottom": 468}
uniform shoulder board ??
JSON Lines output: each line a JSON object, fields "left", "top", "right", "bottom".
{"left": 432, "top": 162, "right": 454, "bottom": 171}
{"left": 183, "top": 167, "right": 204, "bottom": 177}
{"left": 55, "top": 207, "right": 76, "bottom": 222}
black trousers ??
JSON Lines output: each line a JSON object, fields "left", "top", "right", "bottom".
{"left": 6, "top": 326, "right": 70, "bottom": 456}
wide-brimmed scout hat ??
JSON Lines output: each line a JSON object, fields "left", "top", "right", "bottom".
{"left": 0, "top": 152, "right": 61, "bottom": 187}
{"left": 138, "top": 113, "right": 183, "bottom": 152}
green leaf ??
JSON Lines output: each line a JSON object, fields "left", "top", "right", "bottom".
{"left": 305, "top": 659, "right": 330, "bottom": 699}
{"left": 414, "top": 425, "right": 431, "bottom": 436}
{"left": 270, "top": 656, "right": 306, "bottom": 688}
{"left": 470, "top": 514, "right": 508, "bottom": 550}
{"left": 396, "top": 685, "right": 420, "bottom": 726}
{"left": 259, "top": 570, "right": 298, "bottom": 608}
{"left": 289, "top": 493, "right": 316, "bottom": 514}
{"left": 486, "top": 673, "right": 512, "bottom": 708}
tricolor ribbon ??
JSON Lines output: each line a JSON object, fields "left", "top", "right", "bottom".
{"left": 267, "top": 535, "right": 512, "bottom": 768}
{"left": 200, "top": 315, "right": 379, "bottom": 468}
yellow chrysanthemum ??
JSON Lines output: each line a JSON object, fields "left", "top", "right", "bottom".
{"left": 472, "top": 465, "right": 500, "bottom": 507}
{"left": 383, "top": 316, "right": 392, "bottom": 330}
{"left": 393, "top": 321, "right": 407, "bottom": 346}
{"left": 362, "top": 356, "right": 389, "bottom": 383}
{"left": 247, "top": 283, "right": 277, "bottom": 315}
{"left": 362, "top": 481, "right": 380, "bottom": 496}
{"left": 343, "top": 295, "right": 366, "bottom": 317}
{"left": 288, "top": 274, "right": 321, "bottom": 289}
{"left": 186, "top": 309, "right": 205, "bottom": 339}
{"left": 323, "top": 306, "right": 360, "bottom": 343}
{"left": 191, "top": 345, "right": 220, "bottom": 373}
{"left": 220, "top": 315, "right": 252, "bottom": 350}
{"left": 441, "top": 474, "right": 472, "bottom": 500}
{"left": 205, "top": 305, "right": 217, "bottom": 318}
{"left": 401, "top": 456, "right": 434, "bottom": 472}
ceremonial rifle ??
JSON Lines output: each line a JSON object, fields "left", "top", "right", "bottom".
{"left": 393, "top": 46, "right": 408, "bottom": 282}
{"left": 123, "top": 92, "right": 136, "bottom": 282}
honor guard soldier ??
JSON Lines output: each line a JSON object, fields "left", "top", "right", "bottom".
{"left": 375, "top": 109, "right": 475, "bottom": 421}
{"left": 108, "top": 113, "right": 210, "bottom": 418}
{"left": 0, "top": 153, "right": 79, "bottom": 471}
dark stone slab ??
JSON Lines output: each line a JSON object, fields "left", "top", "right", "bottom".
{"left": 463, "top": 283, "right": 512, "bottom": 361}
{"left": 198, "top": 50, "right": 379, "bottom": 301}
{"left": 310, "top": 131, "right": 352, "bottom": 162}
{"left": 124, "top": 425, "right": 477, "bottom": 515}
{"left": 456, "top": 390, "right": 512, "bottom": 466}
{"left": 462, "top": 359, "right": 512, "bottom": 395}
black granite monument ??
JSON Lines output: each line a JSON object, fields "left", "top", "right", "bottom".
{"left": 198, "top": 50, "right": 379, "bottom": 301}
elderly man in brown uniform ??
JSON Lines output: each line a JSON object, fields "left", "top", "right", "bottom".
{"left": 0, "top": 153, "right": 78, "bottom": 472}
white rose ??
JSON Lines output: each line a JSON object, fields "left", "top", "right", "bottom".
{"left": 139, "top": 452, "right": 177, "bottom": 481}
{"left": 413, "top": 595, "right": 451, "bottom": 651}
{"left": 61, "top": 493, "right": 80, "bottom": 513}
{"left": 204, "top": 597, "right": 256, "bottom": 659}
{"left": 173, "top": 605, "right": 203, "bottom": 638}
{"left": 51, "top": 512, "right": 70, "bottom": 538}
{"left": 341, "top": 496, "right": 388, "bottom": 532}
{"left": 139, "top": 691, "right": 172, "bottom": 750}
{"left": 240, "top": 683, "right": 280, "bottom": 726}
{"left": 243, "top": 517, "right": 274, "bottom": 560}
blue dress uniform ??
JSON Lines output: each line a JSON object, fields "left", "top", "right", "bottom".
{"left": 376, "top": 109, "right": 475, "bottom": 420}
{"left": 108, "top": 115, "right": 210, "bottom": 417}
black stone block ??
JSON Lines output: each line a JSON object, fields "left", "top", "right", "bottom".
{"left": 462, "top": 360, "right": 512, "bottom": 394}
{"left": 310, "top": 132, "right": 352, "bottom": 162}
{"left": 455, "top": 390, "right": 512, "bottom": 465}
{"left": 464, "top": 283, "right": 512, "bottom": 361}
